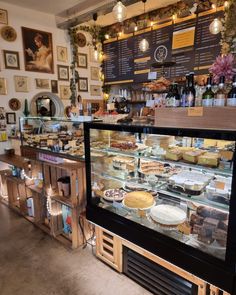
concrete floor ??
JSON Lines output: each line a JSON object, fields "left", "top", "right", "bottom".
{"left": 0, "top": 203, "right": 151, "bottom": 295}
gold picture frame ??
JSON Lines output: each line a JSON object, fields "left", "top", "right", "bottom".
{"left": 60, "top": 85, "right": 71, "bottom": 100}
{"left": 90, "top": 85, "right": 101, "bottom": 96}
{"left": 0, "top": 78, "right": 7, "bottom": 95}
{"left": 90, "top": 66, "right": 100, "bottom": 81}
{"left": 35, "top": 78, "right": 50, "bottom": 89}
{"left": 14, "top": 76, "right": 29, "bottom": 92}
{"left": 0, "top": 9, "right": 8, "bottom": 25}
{"left": 57, "top": 46, "right": 68, "bottom": 62}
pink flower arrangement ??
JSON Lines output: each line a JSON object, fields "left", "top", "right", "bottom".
{"left": 209, "top": 54, "right": 236, "bottom": 83}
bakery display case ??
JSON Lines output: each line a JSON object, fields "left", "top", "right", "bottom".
{"left": 84, "top": 122, "right": 236, "bottom": 294}
{"left": 20, "top": 116, "right": 93, "bottom": 160}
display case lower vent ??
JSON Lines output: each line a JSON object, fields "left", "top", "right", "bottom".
{"left": 123, "top": 247, "right": 198, "bottom": 295}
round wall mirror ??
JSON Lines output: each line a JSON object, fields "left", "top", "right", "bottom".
{"left": 30, "top": 92, "right": 64, "bottom": 117}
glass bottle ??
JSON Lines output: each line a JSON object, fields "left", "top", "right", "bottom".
{"left": 172, "top": 83, "right": 180, "bottom": 107}
{"left": 186, "top": 72, "right": 195, "bottom": 107}
{"left": 181, "top": 74, "right": 189, "bottom": 107}
{"left": 227, "top": 75, "right": 236, "bottom": 106}
{"left": 165, "top": 84, "right": 173, "bottom": 107}
{"left": 214, "top": 76, "right": 227, "bottom": 107}
{"left": 202, "top": 76, "right": 214, "bottom": 107}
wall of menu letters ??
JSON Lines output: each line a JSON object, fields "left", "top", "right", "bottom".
{"left": 103, "top": 8, "right": 224, "bottom": 84}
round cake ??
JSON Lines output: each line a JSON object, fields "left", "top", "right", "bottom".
{"left": 150, "top": 205, "right": 186, "bottom": 225}
{"left": 123, "top": 191, "right": 154, "bottom": 209}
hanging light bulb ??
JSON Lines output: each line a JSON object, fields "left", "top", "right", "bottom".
{"left": 138, "top": 0, "right": 149, "bottom": 52}
{"left": 113, "top": 1, "right": 127, "bottom": 22}
{"left": 139, "top": 38, "right": 149, "bottom": 52}
{"left": 224, "top": 1, "right": 229, "bottom": 8}
{"left": 134, "top": 25, "right": 138, "bottom": 32}
{"left": 105, "top": 34, "right": 109, "bottom": 40}
{"left": 209, "top": 18, "right": 223, "bottom": 34}
{"left": 94, "top": 46, "right": 99, "bottom": 61}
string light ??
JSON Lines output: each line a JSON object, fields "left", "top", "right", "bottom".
{"left": 209, "top": 18, "right": 223, "bottom": 34}
{"left": 105, "top": 34, "right": 109, "bottom": 40}
{"left": 46, "top": 186, "right": 62, "bottom": 217}
{"left": 134, "top": 25, "right": 138, "bottom": 32}
{"left": 21, "top": 169, "right": 37, "bottom": 181}
{"left": 211, "top": 3, "right": 216, "bottom": 9}
{"left": 93, "top": 46, "right": 99, "bottom": 61}
{"left": 172, "top": 14, "right": 177, "bottom": 21}
{"left": 150, "top": 21, "right": 154, "bottom": 27}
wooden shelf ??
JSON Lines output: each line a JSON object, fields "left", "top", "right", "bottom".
{"left": 154, "top": 107, "right": 236, "bottom": 130}
{"left": 27, "top": 185, "right": 43, "bottom": 194}
{"left": 0, "top": 154, "right": 29, "bottom": 169}
{"left": 51, "top": 195, "right": 74, "bottom": 208}
{"left": 6, "top": 175, "right": 25, "bottom": 184}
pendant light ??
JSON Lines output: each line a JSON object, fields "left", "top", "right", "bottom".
{"left": 92, "top": 13, "right": 99, "bottom": 61}
{"left": 209, "top": 4, "right": 222, "bottom": 35}
{"left": 139, "top": 0, "right": 149, "bottom": 52}
{"left": 113, "top": 1, "right": 127, "bottom": 22}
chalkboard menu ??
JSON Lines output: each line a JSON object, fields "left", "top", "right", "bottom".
{"left": 103, "top": 8, "right": 224, "bottom": 84}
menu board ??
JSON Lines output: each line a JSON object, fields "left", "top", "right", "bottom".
{"left": 103, "top": 8, "right": 224, "bottom": 84}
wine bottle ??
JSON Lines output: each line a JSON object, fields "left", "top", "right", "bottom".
{"left": 186, "top": 72, "right": 195, "bottom": 107}
{"left": 172, "top": 83, "right": 180, "bottom": 107}
{"left": 227, "top": 75, "right": 236, "bottom": 106}
{"left": 181, "top": 74, "right": 189, "bottom": 107}
{"left": 202, "top": 76, "right": 214, "bottom": 107}
{"left": 165, "top": 84, "right": 173, "bottom": 107}
{"left": 214, "top": 76, "right": 227, "bottom": 107}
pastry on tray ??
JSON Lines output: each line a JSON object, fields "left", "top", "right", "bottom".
{"left": 111, "top": 141, "right": 138, "bottom": 151}
{"left": 123, "top": 191, "right": 154, "bottom": 209}
{"left": 197, "top": 152, "right": 220, "bottom": 167}
{"left": 112, "top": 156, "right": 135, "bottom": 171}
{"left": 165, "top": 148, "right": 183, "bottom": 161}
{"left": 183, "top": 150, "right": 206, "bottom": 164}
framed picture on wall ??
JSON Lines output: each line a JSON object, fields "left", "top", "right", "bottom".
{"left": 90, "top": 85, "right": 101, "bottom": 96}
{"left": 22, "top": 27, "right": 54, "bottom": 73}
{"left": 6, "top": 112, "right": 16, "bottom": 124}
{"left": 0, "top": 78, "right": 7, "bottom": 95}
{"left": 0, "top": 9, "right": 8, "bottom": 25}
{"left": 14, "top": 76, "right": 29, "bottom": 92}
{"left": 90, "top": 66, "right": 100, "bottom": 81}
{"left": 57, "top": 65, "right": 69, "bottom": 81}
{"left": 60, "top": 85, "right": 71, "bottom": 100}
{"left": 35, "top": 78, "right": 50, "bottom": 89}
{"left": 78, "top": 53, "right": 88, "bottom": 68}
{"left": 78, "top": 77, "right": 88, "bottom": 92}
{"left": 3, "top": 50, "right": 20, "bottom": 70}
{"left": 57, "top": 46, "right": 68, "bottom": 62}
{"left": 51, "top": 80, "right": 58, "bottom": 93}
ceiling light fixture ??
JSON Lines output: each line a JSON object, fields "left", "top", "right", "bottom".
{"left": 113, "top": 1, "right": 127, "bottom": 23}
{"left": 209, "top": 4, "right": 222, "bottom": 35}
{"left": 138, "top": 0, "right": 149, "bottom": 52}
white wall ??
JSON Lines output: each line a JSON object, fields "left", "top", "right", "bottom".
{"left": 0, "top": 1, "right": 102, "bottom": 152}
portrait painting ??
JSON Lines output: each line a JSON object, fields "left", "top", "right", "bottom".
{"left": 90, "top": 85, "right": 101, "bottom": 96}
{"left": 3, "top": 50, "right": 20, "bottom": 70}
{"left": 78, "top": 53, "right": 87, "bottom": 68}
{"left": 0, "top": 78, "right": 7, "bottom": 95}
{"left": 57, "top": 46, "right": 68, "bottom": 62}
{"left": 35, "top": 78, "right": 50, "bottom": 89}
{"left": 14, "top": 76, "right": 29, "bottom": 92}
{"left": 60, "top": 85, "right": 71, "bottom": 100}
{"left": 51, "top": 80, "right": 58, "bottom": 93}
{"left": 0, "top": 9, "right": 8, "bottom": 25}
{"left": 22, "top": 27, "right": 54, "bottom": 74}
{"left": 78, "top": 77, "right": 88, "bottom": 92}
{"left": 57, "top": 65, "right": 69, "bottom": 81}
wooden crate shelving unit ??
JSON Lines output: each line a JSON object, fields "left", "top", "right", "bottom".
{"left": 95, "top": 226, "right": 231, "bottom": 295}
{"left": 0, "top": 154, "right": 90, "bottom": 249}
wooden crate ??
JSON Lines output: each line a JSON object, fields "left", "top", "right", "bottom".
{"left": 154, "top": 107, "right": 236, "bottom": 130}
{"left": 95, "top": 227, "right": 122, "bottom": 272}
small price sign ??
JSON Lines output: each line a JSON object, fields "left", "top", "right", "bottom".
{"left": 187, "top": 107, "right": 203, "bottom": 117}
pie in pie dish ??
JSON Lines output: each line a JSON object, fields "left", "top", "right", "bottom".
{"left": 123, "top": 191, "right": 154, "bottom": 209}
{"left": 150, "top": 204, "right": 186, "bottom": 225}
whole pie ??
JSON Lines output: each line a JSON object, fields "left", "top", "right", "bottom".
{"left": 123, "top": 191, "right": 154, "bottom": 209}
{"left": 150, "top": 205, "right": 186, "bottom": 225}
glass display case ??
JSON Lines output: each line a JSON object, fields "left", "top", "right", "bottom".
{"left": 20, "top": 116, "right": 94, "bottom": 160}
{"left": 84, "top": 122, "right": 236, "bottom": 293}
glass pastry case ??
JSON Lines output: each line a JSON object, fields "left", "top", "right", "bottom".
{"left": 84, "top": 122, "right": 236, "bottom": 293}
{"left": 20, "top": 116, "right": 93, "bottom": 160}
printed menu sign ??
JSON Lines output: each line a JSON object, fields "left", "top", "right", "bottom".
{"left": 103, "top": 8, "right": 224, "bottom": 83}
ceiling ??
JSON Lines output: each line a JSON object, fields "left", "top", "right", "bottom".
{"left": 2, "top": 0, "right": 178, "bottom": 28}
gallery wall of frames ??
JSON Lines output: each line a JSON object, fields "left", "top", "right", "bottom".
{"left": 0, "top": 1, "right": 102, "bottom": 149}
